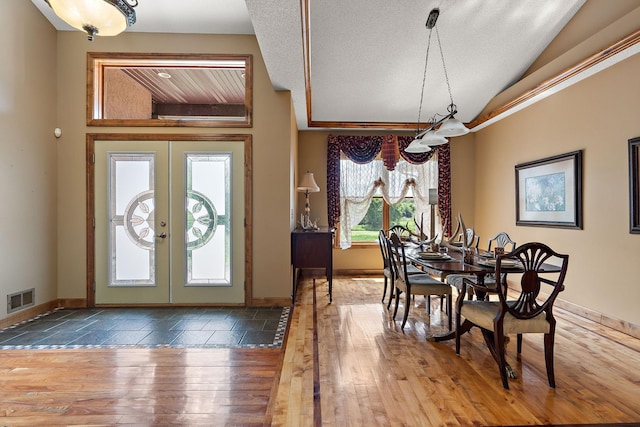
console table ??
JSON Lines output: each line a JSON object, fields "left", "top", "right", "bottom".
{"left": 291, "top": 228, "right": 334, "bottom": 302}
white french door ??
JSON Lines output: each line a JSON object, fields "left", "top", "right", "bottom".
{"left": 94, "top": 139, "right": 245, "bottom": 305}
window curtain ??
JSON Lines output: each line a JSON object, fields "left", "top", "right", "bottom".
{"left": 327, "top": 135, "right": 452, "bottom": 248}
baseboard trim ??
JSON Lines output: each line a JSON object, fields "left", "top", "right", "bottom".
{"left": 251, "top": 298, "right": 292, "bottom": 307}
{"left": 58, "top": 298, "right": 88, "bottom": 308}
{"left": 0, "top": 300, "right": 59, "bottom": 329}
{"left": 555, "top": 298, "right": 640, "bottom": 340}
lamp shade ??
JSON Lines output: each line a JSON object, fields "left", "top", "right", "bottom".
{"left": 435, "top": 117, "right": 469, "bottom": 137}
{"left": 297, "top": 172, "right": 320, "bottom": 192}
{"left": 404, "top": 137, "right": 432, "bottom": 153}
{"left": 46, "top": 0, "right": 136, "bottom": 40}
{"left": 422, "top": 130, "right": 449, "bottom": 146}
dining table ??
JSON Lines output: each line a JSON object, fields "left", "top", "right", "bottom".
{"left": 402, "top": 243, "right": 561, "bottom": 342}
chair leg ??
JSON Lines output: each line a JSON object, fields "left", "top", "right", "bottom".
{"left": 426, "top": 296, "right": 431, "bottom": 315}
{"left": 393, "top": 288, "right": 401, "bottom": 319}
{"left": 382, "top": 276, "right": 388, "bottom": 303}
{"left": 545, "top": 327, "right": 557, "bottom": 388}
{"left": 386, "top": 277, "right": 395, "bottom": 310}
{"left": 517, "top": 334, "right": 523, "bottom": 354}
{"left": 494, "top": 327, "right": 510, "bottom": 390}
{"left": 447, "top": 294, "right": 452, "bottom": 331}
{"left": 401, "top": 291, "right": 411, "bottom": 329}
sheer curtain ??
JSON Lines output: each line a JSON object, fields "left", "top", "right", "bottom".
{"left": 339, "top": 155, "right": 440, "bottom": 248}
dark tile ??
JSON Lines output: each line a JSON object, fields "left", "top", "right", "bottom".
{"left": 51, "top": 319, "right": 100, "bottom": 332}
{"left": 171, "top": 330, "right": 215, "bottom": 345}
{"left": 226, "top": 309, "right": 257, "bottom": 319}
{"left": 0, "top": 331, "right": 27, "bottom": 344}
{"left": 78, "top": 319, "right": 126, "bottom": 331}
{"left": 33, "top": 331, "right": 91, "bottom": 345}
{"left": 107, "top": 319, "right": 154, "bottom": 331}
{"left": 263, "top": 319, "right": 280, "bottom": 331}
{"left": 241, "top": 330, "right": 277, "bottom": 345}
{"left": 140, "top": 319, "right": 182, "bottom": 331}
{"left": 58, "top": 309, "right": 103, "bottom": 321}
{"left": 170, "top": 319, "right": 210, "bottom": 331}
{"left": 2, "top": 332, "right": 54, "bottom": 345}
{"left": 68, "top": 330, "right": 118, "bottom": 345}
{"left": 0, "top": 307, "right": 288, "bottom": 349}
{"left": 206, "top": 330, "right": 245, "bottom": 345}
{"left": 40, "top": 310, "right": 77, "bottom": 321}
{"left": 254, "top": 309, "right": 285, "bottom": 320}
{"left": 167, "top": 308, "right": 204, "bottom": 319}
{"left": 198, "top": 311, "right": 232, "bottom": 321}
{"left": 137, "top": 330, "right": 184, "bottom": 345}
{"left": 232, "top": 319, "right": 267, "bottom": 331}
{"left": 202, "top": 318, "right": 237, "bottom": 331}
{"left": 11, "top": 320, "right": 61, "bottom": 332}
{"left": 100, "top": 330, "right": 151, "bottom": 345}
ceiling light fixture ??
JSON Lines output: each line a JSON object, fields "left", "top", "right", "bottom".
{"left": 45, "top": 0, "right": 138, "bottom": 42}
{"left": 405, "top": 7, "right": 469, "bottom": 154}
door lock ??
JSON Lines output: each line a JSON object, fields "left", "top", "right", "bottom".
{"left": 156, "top": 232, "right": 167, "bottom": 239}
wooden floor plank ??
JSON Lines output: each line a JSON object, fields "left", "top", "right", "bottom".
{"left": 271, "top": 275, "right": 640, "bottom": 426}
{"left": 1, "top": 276, "right": 639, "bottom": 425}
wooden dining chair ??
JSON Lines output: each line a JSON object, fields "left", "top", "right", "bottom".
{"left": 389, "top": 232, "right": 452, "bottom": 330}
{"left": 487, "top": 231, "right": 516, "bottom": 253}
{"left": 378, "top": 228, "right": 422, "bottom": 306}
{"left": 446, "top": 231, "right": 516, "bottom": 299}
{"left": 455, "top": 242, "right": 569, "bottom": 389}
{"left": 458, "top": 228, "right": 480, "bottom": 248}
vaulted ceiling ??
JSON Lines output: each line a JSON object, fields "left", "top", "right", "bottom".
{"left": 31, "top": 0, "right": 640, "bottom": 132}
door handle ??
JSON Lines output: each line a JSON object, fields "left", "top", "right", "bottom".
{"left": 156, "top": 232, "right": 167, "bottom": 239}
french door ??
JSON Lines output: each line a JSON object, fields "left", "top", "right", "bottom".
{"left": 94, "top": 139, "right": 245, "bottom": 305}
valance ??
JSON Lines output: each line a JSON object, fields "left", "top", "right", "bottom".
{"left": 327, "top": 135, "right": 451, "bottom": 236}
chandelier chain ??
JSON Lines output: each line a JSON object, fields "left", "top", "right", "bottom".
{"left": 435, "top": 25, "right": 454, "bottom": 108}
{"left": 416, "top": 30, "right": 434, "bottom": 132}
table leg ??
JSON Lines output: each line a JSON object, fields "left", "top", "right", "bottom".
{"left": 427, "top": 317, "right": 472, "bottom": 342}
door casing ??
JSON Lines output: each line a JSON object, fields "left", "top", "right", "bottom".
{"left": 86, "top": 133, "right": 252, "bottom": 307}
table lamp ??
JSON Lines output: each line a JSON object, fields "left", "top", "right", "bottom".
{"left": 297, "top": 171, "right": 320, "bottom": 230}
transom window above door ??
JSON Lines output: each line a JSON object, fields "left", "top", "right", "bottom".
{"left": 87, "top": 52, "right": 252, "bottom": 128}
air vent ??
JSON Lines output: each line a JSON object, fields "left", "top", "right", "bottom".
{"left": 7, "top": 289, "right": 35, "bottom": 313}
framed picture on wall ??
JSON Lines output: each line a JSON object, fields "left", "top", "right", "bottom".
{"left": 515, "top": 150, "right": 583, "bottom": 229}
{"left": 628, "top": 137, "right": 640, "bottom": 233}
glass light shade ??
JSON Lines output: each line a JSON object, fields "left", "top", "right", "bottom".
{"left": 47, "top": 0, "right": 135, "bottom": 38}
{"left": 297, "top": 172, "right": 320, "bottom": 192}
{"left": 422, "top": 130, "right": 449, "bottom": 146}
{"left": 435, "top": 117, "right": 470, "bottom": 137}
{"left": 404, "top": 137, "right": 432, "bottom": 153}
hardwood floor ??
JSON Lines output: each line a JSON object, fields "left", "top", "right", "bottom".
{"left": 0, "top": 276, "right": 639, "bottom": 426}
{"left": 271, "top": 276, "right": 640, "bottom": 426}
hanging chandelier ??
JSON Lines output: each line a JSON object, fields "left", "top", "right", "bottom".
{"left": 45, "top": 0, "right": 138, "bottom": 41}
{"left": 405, "top": 7, "right": 469, "bottom": 154}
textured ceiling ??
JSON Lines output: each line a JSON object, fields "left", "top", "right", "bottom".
{"left": 32, "top": 0, "right": 588, "bottom": 130}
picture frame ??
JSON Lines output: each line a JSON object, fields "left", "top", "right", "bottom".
{"left": 515, "top": 150, "right": 583, "bottom": 229}
{"left": 628, "top": 137, "right": 640, "bottom": 233}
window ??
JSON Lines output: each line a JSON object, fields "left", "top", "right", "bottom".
{"left": 353, "top": 191, "right": 416, "bottom": 243}
{"left": 339, "top": 155, "right": 439, "bottom": 248}
{"left": 87, "top": 52, "right": 252, "bottom": 127}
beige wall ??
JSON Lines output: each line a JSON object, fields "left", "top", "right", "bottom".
{"left": 473, "top": 51, "right": 640, "bottom": 326}
{"left": 0, "top": 1, "right": 58, "bottom": 320}
{"left": 54, "top": 31, "right": 294, "bottom": 302}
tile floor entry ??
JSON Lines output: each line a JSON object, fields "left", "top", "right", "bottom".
{"left": 0, "top": 306, "right": 290, "bottom": 350}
